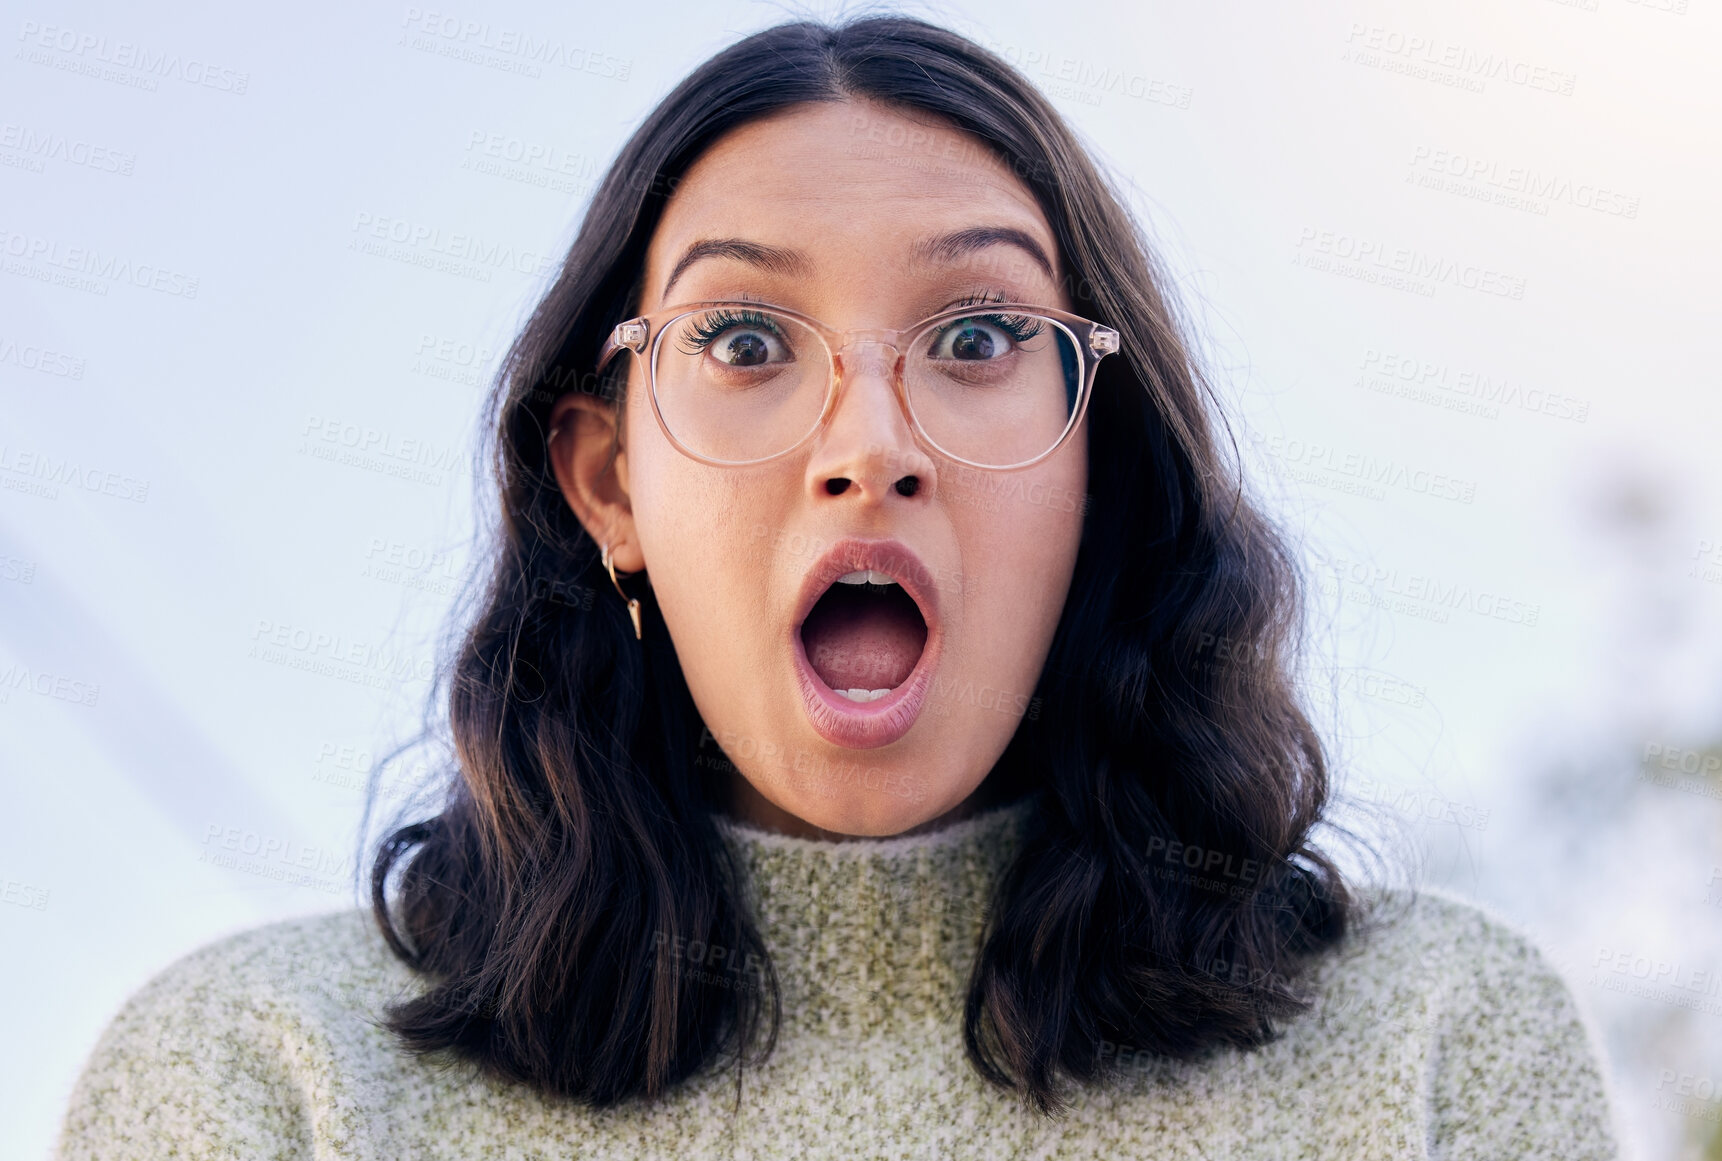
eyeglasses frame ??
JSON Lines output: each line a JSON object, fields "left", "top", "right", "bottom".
{"left": 594, "top": 299, "right": 1122, "bottom": 472}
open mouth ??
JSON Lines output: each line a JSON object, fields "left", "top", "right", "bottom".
{"left": 799, "top": 569, "right": 929, "bottom": 702}
{"left": 790, "top": 538, "right": 943, "bottom": 750}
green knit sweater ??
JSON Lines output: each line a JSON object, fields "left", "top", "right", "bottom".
{"left": 54, "top": 798, "right": 1621, "bottom": 1158}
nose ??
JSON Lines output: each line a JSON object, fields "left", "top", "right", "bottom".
{"left": 803, "top": 339, "right": 937, "bottom": 504}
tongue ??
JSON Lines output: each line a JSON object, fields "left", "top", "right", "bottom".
{"left": 801, "top": 590, "right": 926, "bottom": 692}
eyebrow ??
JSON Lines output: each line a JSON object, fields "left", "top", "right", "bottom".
{"left": 660, "top": 239, "right": 811, "bottom": 301}
{"left": 658, "top": 226, "right": 1056, "bottom": 302}
{"left": 908, "top": 226, "right": 1055, "bottom": 281}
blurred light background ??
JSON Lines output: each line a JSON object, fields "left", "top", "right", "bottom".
{"left": 2, "top": 1, "right": 1718, "bottom": 1158}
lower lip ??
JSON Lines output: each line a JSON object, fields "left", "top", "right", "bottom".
{"left": 791, "top": 624, "right": 941, "bottom": 750}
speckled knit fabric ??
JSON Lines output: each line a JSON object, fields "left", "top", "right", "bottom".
{"left": 55, "top": 797, "right": 1621, "bottom": 1159}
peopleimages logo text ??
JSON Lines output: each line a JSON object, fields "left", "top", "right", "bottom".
{"left": 399, "top": 8, "right": 631, "bottom": 79}
{"left": 0, "top": 123, "right": 136, "bottom": 174}
{"left": 1342, "top": 24, "right": 1577, "bottom": 95}
{"left": 1247, "top": 431, "right": 1477, "bottom": 504}
{"left": 15, "top": 20, "right": 250, "bottom": 93}
{"left": 1408, "top": 147, "right": 1638, "bottom": 218}
{"left": 350, "top": 212, "right": 556, "bottom": 278}
{"left": 0, "top": 228, "right": 199, "bottom": 298}
{"left": 1296, "top": 228, "right": 1525, "bottom": 299}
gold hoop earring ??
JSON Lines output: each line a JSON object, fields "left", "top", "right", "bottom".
{"left": 601, "top": 542, "right": 643, "bottom": 641}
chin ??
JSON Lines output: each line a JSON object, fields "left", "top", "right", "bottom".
{"left": 776, "top": 782, "right": 957, "bottom": 838}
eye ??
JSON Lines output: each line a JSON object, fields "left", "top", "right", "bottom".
{"left": 926, "top": 313, "right": 1045, "bottom": 361}
{"left": 677, "top": 309, "right": 795, "bottom": 367}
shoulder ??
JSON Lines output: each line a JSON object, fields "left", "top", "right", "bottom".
{"left": 1310, "top": 886, "right": 1597, "bottom": 1030}
{"left": 1291, "top": 886, "right": 1621, "bottom": 1158}
{"left": 1296, "top": 885, "right": 1601, "bottom": 1053}
{"left": 172, "top": 906, "right": 409, "bottom": 997}
{"left": 55, "top": 909, "right": 419, "bottom": 1161}
{"left": 102, "top": 907, "right": 414, "bottom": 1041}
{"left": 1322, "top": 885, "right": 1567, "bottom": 989}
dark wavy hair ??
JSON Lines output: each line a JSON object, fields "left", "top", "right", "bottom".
{"left": 368, "top": 14, "right": 1353, "bottom": 1118}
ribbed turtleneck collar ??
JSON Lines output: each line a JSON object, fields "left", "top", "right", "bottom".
{"left": 711, "top": 794, "right": 1037, "bottom": 1042}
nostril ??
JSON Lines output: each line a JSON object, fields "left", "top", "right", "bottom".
{"left": 895, "top": 476, "right": 919, "bottom": 497}
{"left": 826, "top": 478, "right": 851, "bottom": 495}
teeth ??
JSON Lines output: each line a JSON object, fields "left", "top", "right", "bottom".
{"left": 836, "top": 688, "right": 894, "bottom": 702}
{"left": 835, "top": 569, "right": 896, "bottom": 586}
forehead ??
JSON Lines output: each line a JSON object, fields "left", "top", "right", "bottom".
{"left": 644, "top": 100, "right": 1061, "bottom": 305}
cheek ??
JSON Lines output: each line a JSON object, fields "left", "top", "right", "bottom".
{"left": 625, "top": 406, "right": 793, "bottom": 667}
{"left": 948, "top": 445, "right": 1086, "bottom": 669}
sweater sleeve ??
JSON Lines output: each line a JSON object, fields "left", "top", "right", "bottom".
{"left": 53, "top": 942, "right": 316, "bottom": 1161}
{"left": 1426, "top": 901, "right": 1621, "bottom": 1160}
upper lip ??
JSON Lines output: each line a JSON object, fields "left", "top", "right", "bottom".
{"left": 792, "top": 536, "right": 942, "bottom": 646}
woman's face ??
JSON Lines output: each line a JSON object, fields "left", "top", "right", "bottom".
{"left": 553, "top": 99, "right": 1086, "bottom": 838}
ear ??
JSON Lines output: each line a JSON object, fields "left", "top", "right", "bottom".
{"left": 547, "top": 391, "right": 644, "bottom": 573}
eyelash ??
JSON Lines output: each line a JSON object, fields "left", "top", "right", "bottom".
{"left": 680, "top": 308, "right": 783, "bottom": 353}
{"left": 944, "top": 290, "right": 1045, "bottom": 342}
{"left": 677, "top": 292, "right": 1044, "bottom": 353}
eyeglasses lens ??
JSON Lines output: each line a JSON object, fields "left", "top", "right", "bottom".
{"left": 650, "top": 306, "right": 1082, "bottom": 468}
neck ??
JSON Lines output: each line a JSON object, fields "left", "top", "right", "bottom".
{"left": 711, "top": 790, "right": 1040, "bottom": 1041}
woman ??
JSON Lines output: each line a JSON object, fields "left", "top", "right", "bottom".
{"left": 55, "top": 16, "right": 1620, "bottom": 1159}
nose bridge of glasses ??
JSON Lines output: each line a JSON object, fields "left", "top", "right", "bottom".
{"left": 830, "top": 336, "right": 903, "bottom": 381}
{"left": 823, "top": 337, "right": 921, "bottom": 461}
